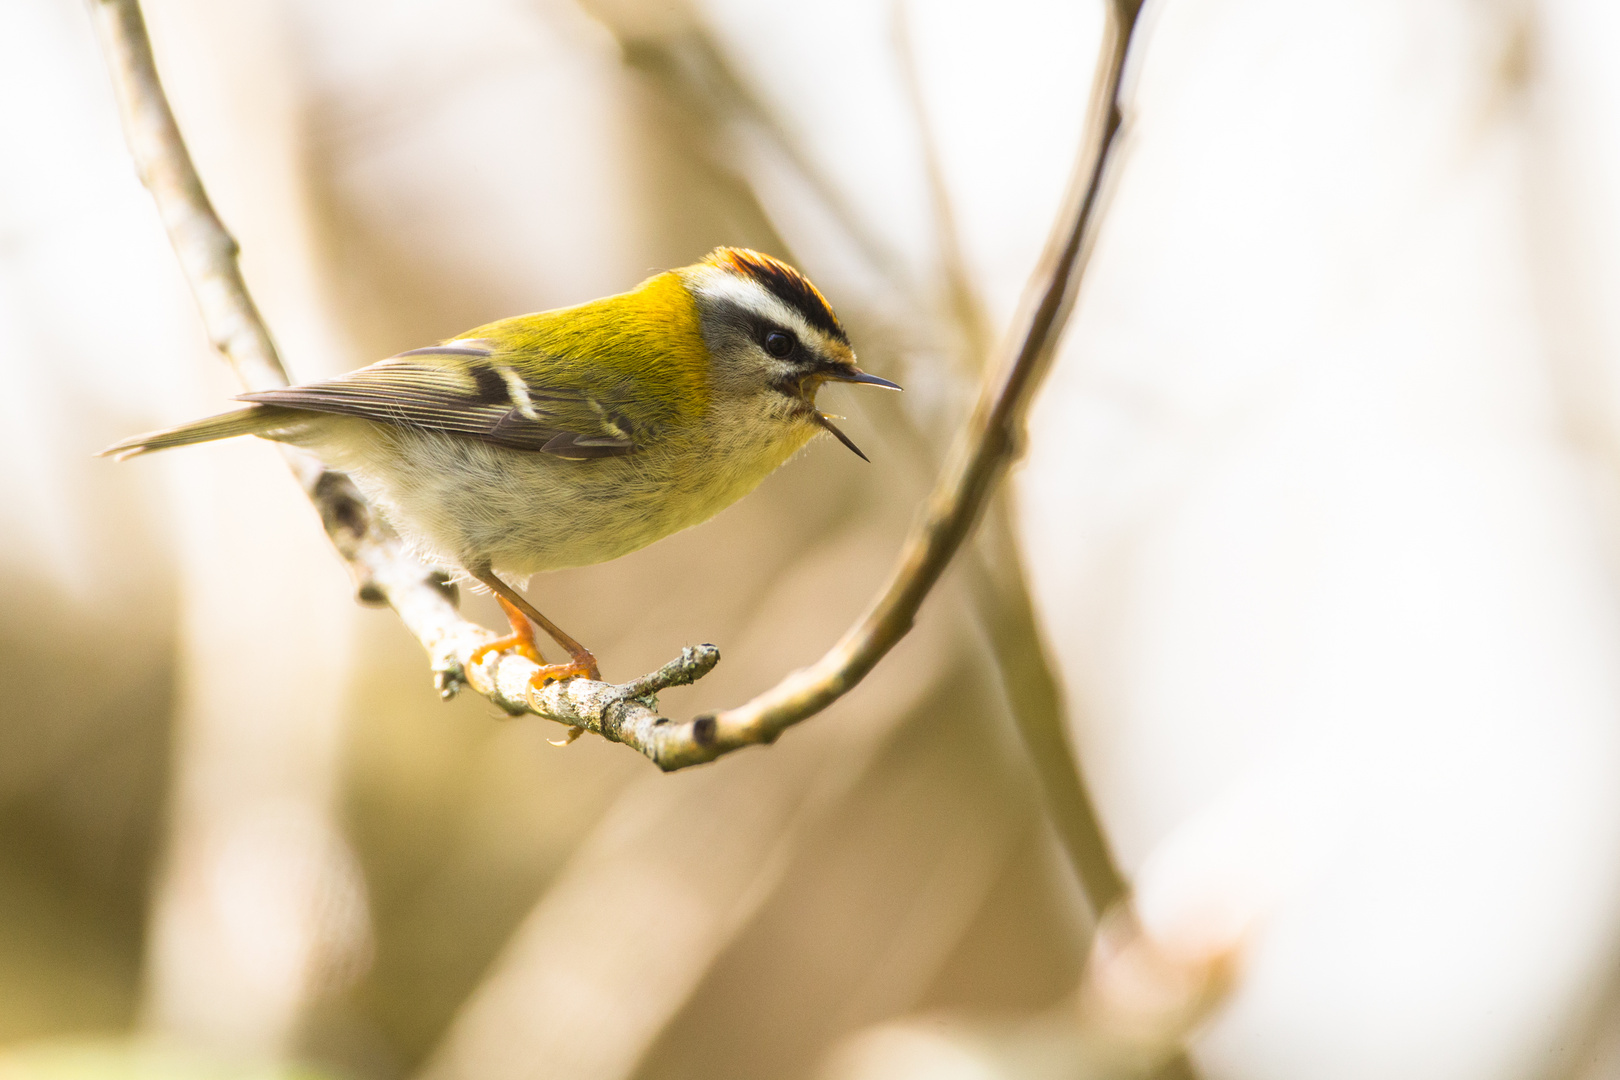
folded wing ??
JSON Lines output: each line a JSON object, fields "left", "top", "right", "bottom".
{"left": 237, "top": 343, "right": 638, "bottom": 460}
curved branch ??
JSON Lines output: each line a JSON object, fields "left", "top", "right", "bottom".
{"left": 639, "top": 1, "right": 1146, "bottom": 769}
{"left": 91, "top": 0, "right": 1146, "bottom": 772}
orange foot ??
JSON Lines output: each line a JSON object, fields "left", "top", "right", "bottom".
{"left": 469, "top": 631, "right": 543, "bottom": 669}
{"left": 527, "top": 652, "right": 600, "bottom": 691}
{"left": 466, "top": 573, "right": 603, "bottom": 687}
{"left": 470, "top": 595, "right": 544, "bottom": 669}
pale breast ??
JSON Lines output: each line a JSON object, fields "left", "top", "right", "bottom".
{"left": 298, "top": 409, "right": 819, "bottom": 577}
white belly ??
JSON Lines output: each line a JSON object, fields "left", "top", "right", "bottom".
{"left": 297, "top": 411, "right": 817, "bottom": 576}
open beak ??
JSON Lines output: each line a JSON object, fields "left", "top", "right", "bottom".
{"left": 809, "top": 367, "right": 900, "bottom": 461}
{"left": 812, "top": 412, "right": 870, "bottom": 462}
{"left": 830, "top": 368, "right": 902, "bottom": 391}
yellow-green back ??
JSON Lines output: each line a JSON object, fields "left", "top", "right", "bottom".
{"left": 465, "top": 271, "right": 711, "bottom": 432}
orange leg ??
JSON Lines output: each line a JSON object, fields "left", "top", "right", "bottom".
{"left": 471, "top": 568, "right": 601, "bottom": 686}
{"left": 469, "top": 595, "right": 544, "bottom": 669}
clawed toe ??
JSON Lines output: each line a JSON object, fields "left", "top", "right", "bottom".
{"left": 469, "top": 632, "right": 542, "bottom": 670}
{"left": 469, "top": 569, "right": 602, "bottom": 689}
{"left": 526, "top": 656, "right": 600, "bottom": 689}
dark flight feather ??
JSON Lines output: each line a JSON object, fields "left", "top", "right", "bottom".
{"left": 237, "top": 352, "right": 637, "bottom": 458}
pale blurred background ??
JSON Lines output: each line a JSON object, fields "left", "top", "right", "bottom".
{"left": 5, "top": 0, "right": 1620, "bottom": 1078}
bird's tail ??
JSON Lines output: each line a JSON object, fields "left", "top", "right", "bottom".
{"left": 100, "top": 405, "right": 298, "bottom": 460}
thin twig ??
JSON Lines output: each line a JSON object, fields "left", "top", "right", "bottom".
{"left": 891, "top": 0, "right": 1130, "bottom": 915}
{"left": 639, "top": 0, "right": 1148, "bottom": 769}
{"left": 890, "top": 6, "right": 1190, "bottom": 1072}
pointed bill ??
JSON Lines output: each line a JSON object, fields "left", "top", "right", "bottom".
{"left": 831, "top": 369, "right": 902, "bottom": 391}
{"left": 813, "top": 412, "right": 870, "bottom": 462}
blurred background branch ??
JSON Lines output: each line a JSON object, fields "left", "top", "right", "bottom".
{"left": 823, "top": 902, "right": 1236, "bottom": 1080}
{"left": 890, "top": 0, "right": 1127, "bottom": 917}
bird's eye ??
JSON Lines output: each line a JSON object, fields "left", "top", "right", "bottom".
{"left": 763, "top": 330, "right": 796, "bottom": 358}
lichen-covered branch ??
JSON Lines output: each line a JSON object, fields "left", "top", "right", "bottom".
{"left": 89, "top": 0, "right": 715, "bottom": 742}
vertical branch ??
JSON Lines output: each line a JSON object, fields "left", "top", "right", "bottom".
{"left": 893, "top": 1, "right": 1189, "bottom": 1066}
{"left": 645, "top": 0, "right": 1148, "bottom": 765}
{"left": 892, "top": 0, "right": 1129, "bottom": 915}
{"left": 965, "top": 510, "right": 1128, "bottom": 912}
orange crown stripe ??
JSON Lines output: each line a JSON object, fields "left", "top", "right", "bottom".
{"left": 702, "top": 247, "right": 849, "bottom": 345}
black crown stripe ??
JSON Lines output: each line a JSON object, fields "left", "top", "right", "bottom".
{"left": 709, "top": 248, "right": 849, "bottom": 346}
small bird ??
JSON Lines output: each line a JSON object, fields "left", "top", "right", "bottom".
{"left": 104, "top": 247, "right": 900, "bottom": 688}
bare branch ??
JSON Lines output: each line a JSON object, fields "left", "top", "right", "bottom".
{"left": 601, "top": 13, "right": 1146, "bottom": 1023}
{"left": 889, "top": 1, "right": 1131, "bottom": 919}
{"left": 636, "top": 2, "right": 1147, "bottom": 770}
{"left": 89, "top": 0, "right": 717, "bottom": 741}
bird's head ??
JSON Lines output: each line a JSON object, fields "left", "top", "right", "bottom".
{"left": 677, "top": 247, "right": 900, "bottom": 460}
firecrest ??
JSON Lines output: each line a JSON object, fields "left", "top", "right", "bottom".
{"left": 104, "top": 247, "right": 900, "bottom": 688}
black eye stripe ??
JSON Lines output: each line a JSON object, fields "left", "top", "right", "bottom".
{"left": 707, "top": 248, "right": 849, "bottom": 345}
